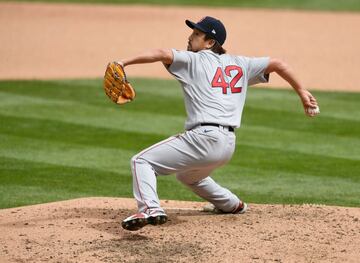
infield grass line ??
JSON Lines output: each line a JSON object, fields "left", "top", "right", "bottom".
{"left": 0, "top": 156, "right": 133, "bottom": 208}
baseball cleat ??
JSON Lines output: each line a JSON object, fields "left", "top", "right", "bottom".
{"left": 202, "top": 201, "right": 248, "bottom": 214}
{"left": 121, "top": 211, "right": 168, "bottom": 231}
{"left": 232, "top": 201, "right": 248, "bottom": 214}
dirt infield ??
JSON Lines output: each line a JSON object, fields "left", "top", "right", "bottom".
{"left": 1, "top": 2, "right": 360, "bottom": 91}
{"left": 0, "top": 198, "right": 359, "bottom": 263}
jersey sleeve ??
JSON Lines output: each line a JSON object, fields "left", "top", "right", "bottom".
{"left": 246, "top": 57, "right": 270, "bottom": 86}
{"left": 166, "top": 49, "right": 194, "bottom": 83}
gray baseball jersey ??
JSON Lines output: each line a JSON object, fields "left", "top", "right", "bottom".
{"left": 167, "top": 49, "right": 269, "bottom": 129}
{"left": 129, "top": 49, "right": 270, "bottom": 216}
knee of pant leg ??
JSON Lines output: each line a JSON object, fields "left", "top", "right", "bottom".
{"left": 130, "top": 154, "right": 143, "bottom": 169}
{"left": 130, "top": 154, "right": 155, "bottom": 174}
{"left": 130, "top": 155, "right": 137, "bottom": 167}
{"left": 131, "top": 151, "right": 151, "bottom": 165}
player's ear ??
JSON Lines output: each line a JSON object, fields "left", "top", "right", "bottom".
{"left": 206, "top": 39, "right": 216, "bottom": 49}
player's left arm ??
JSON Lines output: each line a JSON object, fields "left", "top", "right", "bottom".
{"left": 120, "top": 49, "right": 174, "bottom": 67}
{"left": 265, "top": 58, "right": 319, "bottom": 117}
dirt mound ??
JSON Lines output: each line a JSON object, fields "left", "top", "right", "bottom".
{"left": 0, "top": 197, "right": 359, "bottom": 262}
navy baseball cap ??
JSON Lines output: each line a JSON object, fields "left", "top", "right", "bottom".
{"left": 185, "top": 16, "right": 227, "bottom": 45}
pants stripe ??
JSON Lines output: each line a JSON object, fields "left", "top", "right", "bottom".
{"left": 133, "top": 136, "right": 179, "bottom": 212}
{"left": 133, "top": 160, "right": 150, "bottom": 211}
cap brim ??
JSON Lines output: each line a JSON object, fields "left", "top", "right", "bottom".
{"left": 185, "top": 19, "right": 208, "bottom": 33}
{"left": 185, "top": 20, "right": 196, "bottom": 29}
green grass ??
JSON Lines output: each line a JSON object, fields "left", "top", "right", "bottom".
{"left": 6, "top": 0, "right": 360, "bottom": 12}
{"left": 0, "top": 78, "right": 359, "bottom": 209}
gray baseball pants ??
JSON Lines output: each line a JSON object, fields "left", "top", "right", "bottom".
{"left": 130, "top": 125, "right": 241, "bottom": 214}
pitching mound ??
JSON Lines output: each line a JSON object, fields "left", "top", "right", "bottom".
{"left": 0, "top": 198, "right": 359, "bottom": 262}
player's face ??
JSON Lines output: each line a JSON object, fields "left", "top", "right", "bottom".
{"left": 187, "top": 29, "right": 214, "bottom": 52}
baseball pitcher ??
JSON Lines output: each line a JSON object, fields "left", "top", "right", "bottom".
{"left": 113, "top": 16, "right": 319, "bottom": 231}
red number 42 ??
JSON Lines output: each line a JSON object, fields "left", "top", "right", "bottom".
{"left": 211, "top": 65, "right": 243, "bottom": 94}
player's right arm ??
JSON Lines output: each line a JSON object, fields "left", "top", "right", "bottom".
{"left": 120, "top": 49, "right": 174, "bottom": 67}
{"left": 265, "top": 58, "right": 319, "bottom": 116}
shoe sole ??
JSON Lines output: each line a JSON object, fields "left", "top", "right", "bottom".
{"left": 122, "top": 215, "right": 168, "bottom": 231}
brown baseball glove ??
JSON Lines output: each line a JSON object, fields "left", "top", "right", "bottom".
{"left": 103, "top": 62, "right": 136, "bottom": 105}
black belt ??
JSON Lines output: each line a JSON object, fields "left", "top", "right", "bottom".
{"left": 200, "top": 123, "right": 234, "bottom": 132}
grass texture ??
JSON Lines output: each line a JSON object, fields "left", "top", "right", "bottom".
{"left": 7, "top": 0, "right": 360, "bottom": 12}
{"left": 0, "top": 78, "right": 359, "bottom": 209}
